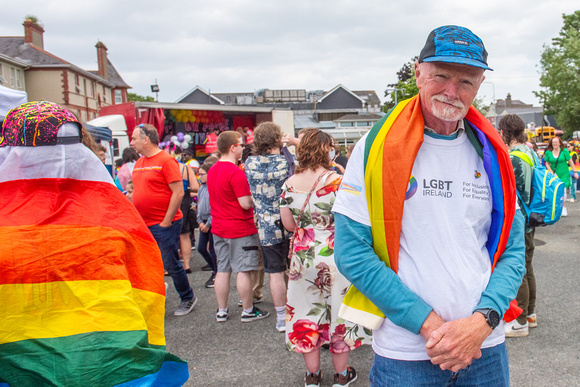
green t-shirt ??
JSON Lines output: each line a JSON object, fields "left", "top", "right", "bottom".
{"left": 545, "top": 149, "right": 571, "bottom": 188}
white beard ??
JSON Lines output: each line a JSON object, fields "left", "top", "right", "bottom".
{"left": 431, "top": 96, "right": 467, "bottom": 122}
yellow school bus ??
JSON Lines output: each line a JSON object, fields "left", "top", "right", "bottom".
{"left": 534, "top": 126, "right": 556, "bottom": 142}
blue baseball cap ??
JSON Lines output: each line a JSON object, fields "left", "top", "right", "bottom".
{"left": 419, "top": 25, "right": 493, "bottom": 71}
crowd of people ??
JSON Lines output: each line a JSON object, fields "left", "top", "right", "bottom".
{"left": 107, "top": 118, "right": 366, "bottom": 385}
{"left": 2, "top": 24, "right": 579, "bottom": 387}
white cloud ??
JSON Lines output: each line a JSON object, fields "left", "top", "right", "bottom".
{"left": 2, "top": 0, "right": 578, "bottom": 105}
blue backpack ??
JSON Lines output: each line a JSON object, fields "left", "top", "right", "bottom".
{"left": 510, "top": 150, "right": 565, "bottom": 227}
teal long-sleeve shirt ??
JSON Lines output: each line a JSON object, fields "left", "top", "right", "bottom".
{"left": 334, "top": 211, "right": 526, "bottom": 334}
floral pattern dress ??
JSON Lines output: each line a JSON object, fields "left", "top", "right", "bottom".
{"left": 280, "top": 174, "right": 372, "bottom": 354}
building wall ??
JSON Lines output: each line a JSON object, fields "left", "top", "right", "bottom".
{"left": 25, "top": 69, "right": 63, "bottom": 103}
{"left": 179, "top": 90, "right": 221, "bottom": 105}
{"left": 65, "top": 70, "right": 114, "bottom": 121}
{"left": 317, "top": 88, "right": 364, "bottom": 110}
{"left": 271, "top": 110, "right": 295, "bottom": 137}
{"left": 24, "top": 68, "right": 116, "bottom": 122}
{"left": 0, "top": 60, "right": 26, "bottom": 91}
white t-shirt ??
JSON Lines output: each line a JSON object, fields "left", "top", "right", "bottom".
{"left": 333, "top": 130, "right": 505, "bottom": 360}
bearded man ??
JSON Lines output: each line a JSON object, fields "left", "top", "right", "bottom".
{"left": 333, "top": 26, "right": 525, "bottom": 386}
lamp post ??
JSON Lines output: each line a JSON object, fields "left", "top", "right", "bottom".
{"left": 150, "top": 79, "right": 160, "bottom": 102}
{"left": 384, "top": 87, "right": 403, "bottom": 107}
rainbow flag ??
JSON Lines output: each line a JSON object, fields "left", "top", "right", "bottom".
{"left": 0, "top": 146, "right": 188, "bottom": 386}
{"left": 339, "top": 96, "right": 518, "bottom": 329}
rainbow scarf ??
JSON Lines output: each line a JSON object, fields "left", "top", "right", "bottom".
{"left": 339, "top": 96, "right": 518, "bottom": 329}
{"left": 0, "top": 146, "right": 188, "bottom": 386}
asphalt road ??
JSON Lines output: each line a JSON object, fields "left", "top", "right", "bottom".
{"left": 163, "top": 201, "right": 580, "bottom": 386}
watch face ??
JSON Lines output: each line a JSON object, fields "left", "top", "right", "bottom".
{"left": 489, "top": 310, "right": 500, "bottom": 328}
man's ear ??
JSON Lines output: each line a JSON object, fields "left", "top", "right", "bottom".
{"left": 414, "top": 61, "right": 422, "bottom": 89}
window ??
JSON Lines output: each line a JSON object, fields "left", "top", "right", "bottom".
{"left": 83, "top": 79, "right": 87, "bottom": 95}
{"left": 10, "top": 67, "right": 15, "bottom": 87}
{"left": 16, "top": 69, "right": 22, "bottom": 89}
{"left": 113, "top": 138, "right": 120, "bottom": 157}
{"left": 114, "top": 89, "right": 122, "bottom": 104}
{"left": 340, "top": 122, "right": 354, "bottom": 127}
{"left": 75, "top": 74, "right": 81, "bottom": 93}
{"left": 91, "top": 81, "right": 95, "bottom": 98}
{"left": 0, "top": 64, "right": 5, "bottom": 85}
{"left": 356, "top": 121, "right": 369, "bottom": 127}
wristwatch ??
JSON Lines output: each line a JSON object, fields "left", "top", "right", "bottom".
{"left": 473, "top": 308, "right": 500, "bottom": 330}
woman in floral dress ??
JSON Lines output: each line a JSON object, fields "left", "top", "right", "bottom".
{"left": 280, "top": 129, "right": 371, "bottom": 387}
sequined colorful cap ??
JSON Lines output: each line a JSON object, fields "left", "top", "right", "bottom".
{"left": 0, "top": 101, "right": 82, "bottom": 147}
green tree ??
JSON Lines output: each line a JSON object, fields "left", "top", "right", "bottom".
{"left": 536, "top": 10, "right": 580, "bottom": 137}
{"left": 24, "top": 15, "right": 40, "bottom": 24}
{"left": 128, "top": 92, "right": 155, "bottom": 102}
{"left": 382, "top": 56, "right": 419, "bottom": 112}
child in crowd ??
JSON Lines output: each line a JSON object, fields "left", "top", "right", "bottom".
{"left": 125, "top": 180, "right": 133, "bottom": 203}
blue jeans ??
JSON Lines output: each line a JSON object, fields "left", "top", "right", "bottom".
{"left": 198, "top": 228, "right": 217, "bottom": 275}
{"left": 370, "top": 342, "right": 509, "bottom": 386}
{"left": 149, "top": 219, "right": 194, "bottom": 302}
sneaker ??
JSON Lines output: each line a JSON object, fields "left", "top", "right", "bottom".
{"left": 205, "top": 275, "right": 215, "bottom": 288}
{"left": 241, "top": 306, "right": 270, "bottom": 322}
{"left": 527, "top": 314, "right": 538, "bottom": 328}
{"left": 305, "top": 371, "right": 322, "bottom": 387}
{"left": 201, "top": 264, "right": 212, "bottom": 272}
{"left": 504, "top": 320, "right": 529, "bottom": 337}
{"left": 216, "top": 308, "right": 229, "bottom": 322}
{"left": 333, "top": 366, "right": 357, "bottom": 387}
{"left": 562, "top": 207, "right": 568, "bottom": 217}
{"left": 276, "top": 319, "right": 286, "bottom": 332}
{"left": 174, "top": 296, "right": 197, "bottom": 316}
{"left": 237, "top": 296, "right": 263, "bottom": 307}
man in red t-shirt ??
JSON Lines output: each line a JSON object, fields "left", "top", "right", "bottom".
{"left": 207, "top": 130, "right": 269, "bottom": 323}
{"left": 204, "top": 128, "right": 220, "bottom": 154}
{"left": 131, "top": 124, "right": 196, "bottom": 317}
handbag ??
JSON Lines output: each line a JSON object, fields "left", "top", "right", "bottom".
{"left": 287, "top": 171, "right": 331, "bottom": 260}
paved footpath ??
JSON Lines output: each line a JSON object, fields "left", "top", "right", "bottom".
{"left": 164, "top": 201, "right": 580, "bottom": 386}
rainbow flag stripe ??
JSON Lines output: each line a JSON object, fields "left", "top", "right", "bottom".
{"left": 340, "top": 96, "right": 517, "bottom": 329}
{"left": 0, "top": 172, "right": 188, "bottom": 385}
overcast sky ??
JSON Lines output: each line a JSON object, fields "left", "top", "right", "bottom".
{"left": 2, "top": 1, "right": 578, "bottom": 106}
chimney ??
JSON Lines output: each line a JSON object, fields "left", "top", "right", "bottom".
{"left": 23, "top": 19, "right": 44, "bottom": 50}
{"left": 95, "top": 41, "right": 109, "bottom": 80}
{"left": 506, "top": 93, "right": 512, "bottom": 108}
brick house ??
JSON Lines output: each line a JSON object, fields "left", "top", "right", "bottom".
{"left": 0, "top": 19, "right": 130, "bottom": 121}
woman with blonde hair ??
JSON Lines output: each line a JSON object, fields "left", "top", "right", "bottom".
{"left": 280, "top": 129, "right": 370, "bottom": 387}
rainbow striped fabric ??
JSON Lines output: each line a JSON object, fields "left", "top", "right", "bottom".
{"left": 0, "top": 143, "right": 188, "bottom": 386}
{"left": 340, "top": 96, "right": 518, "bottom": 329}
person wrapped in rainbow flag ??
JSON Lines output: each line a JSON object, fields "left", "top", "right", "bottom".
{"left": 0, "top": 101, "right": 188, "bottom": 386}
{"left": 333, "top": 26, "right": 525, "bottom": 385}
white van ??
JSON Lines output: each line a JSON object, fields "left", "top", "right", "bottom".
{"left": 0, "top": 85, "right": 27, "bottom": 122}
{"left": 86, "top": 115, "right": 130, "bottom": 163}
